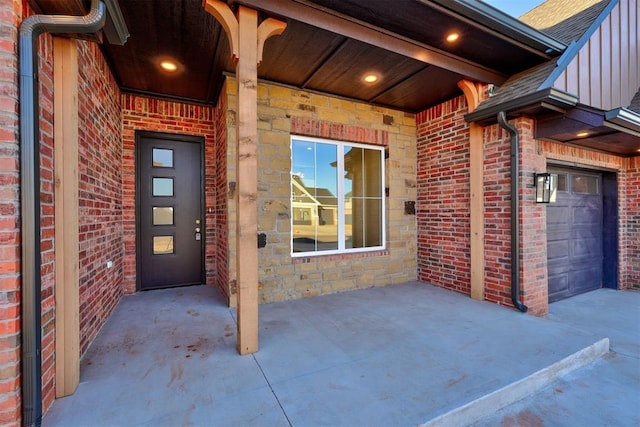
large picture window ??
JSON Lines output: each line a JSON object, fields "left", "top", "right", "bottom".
{"left": 291, "top": 136, "right": 385, "bottom": 256}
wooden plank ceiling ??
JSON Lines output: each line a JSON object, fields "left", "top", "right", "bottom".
{"left": 32, "top": 0, "right": 561, "bottom": 113}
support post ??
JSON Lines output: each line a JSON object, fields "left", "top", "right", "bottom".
{"left": 203, "top": 0, "right": 285, "bottom": 355}
{"left": 235, "top": 5, "right": 259, "bottom": 355}
{"left": 53, "top": 37, "right": 80, "bottom": 396}
{"left": 458, "top": 80, "right": 485, "bottom": 301}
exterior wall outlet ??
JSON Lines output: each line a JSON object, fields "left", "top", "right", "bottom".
{"left": 106, "top": 260, "right": 113, "bottom": 269}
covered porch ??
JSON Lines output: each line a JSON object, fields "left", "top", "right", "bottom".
{"left": 42, "top": 282, "right": 638, "bottom": 426}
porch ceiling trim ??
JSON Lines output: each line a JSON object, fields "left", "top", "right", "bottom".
{"left": 235, "top": 0, "right": 509, "bottom": 84}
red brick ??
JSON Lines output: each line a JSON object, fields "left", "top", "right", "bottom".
{"left": 121, "top": 93, "right": 218, "bottom": 294}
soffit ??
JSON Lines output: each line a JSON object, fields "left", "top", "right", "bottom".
{"left": 31, "top": 0, "right": 560, "bottom": 113}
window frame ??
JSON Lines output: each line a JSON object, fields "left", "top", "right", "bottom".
{"left": 290, "top": 135, "right": 386, "bottom": 257}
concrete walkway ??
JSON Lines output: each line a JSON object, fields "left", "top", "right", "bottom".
{"left": 42, "top": 282, "right": 639, "bottom": 426}
{"left": 473, "top": 288, "right": 640, "bottom": 426}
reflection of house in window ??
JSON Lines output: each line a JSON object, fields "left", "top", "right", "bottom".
{"left": 343, "top": 146, "right": 382, "bottom": 248}
{"left": 291, "top": 176, "right": 338, "bottom": 227}
{"left": 293, "top": 207, "right": 312, "bottom": 225}
{"left": 291, "top": 138, "right": 384, "bottom": 255}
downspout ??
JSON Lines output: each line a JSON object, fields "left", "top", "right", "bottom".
{"left": 496, "top": 112, "right": 528, "bottom": 313}
{"left": 19, "top": 2, "right": 106, "bottom": 426}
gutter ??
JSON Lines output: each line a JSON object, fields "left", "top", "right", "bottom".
{"left": 605, "top": 108, "right": 640, "bottom": 136}
{"left": 19, "top": 2, "right": 107, "bottom": 425}
{"left": 497, "top": 112, "right": 528, "bottom": 313}
{"left": 465, "top": 87, "right": 578, "bottom": 125}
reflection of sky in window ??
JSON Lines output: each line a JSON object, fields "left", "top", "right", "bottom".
{"left": 292, "top": 140, "right": 347, "bottom": 195}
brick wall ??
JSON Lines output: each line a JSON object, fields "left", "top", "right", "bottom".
{"left": 416, "top": 96, "right": 471, "bottom": 295}
{"left": 214, "top": 82, "right": 230, "bottom": 303}
{"left": 223, "top": 78, "right": 417, "bottom": 303}
{"left": 624, "top": 157, "right": 640, "bottom": 289}
{"left": 76, "top": 41, "right": 124, "bottom": 359}
{"left": 0, "top": 4, "right": 125, "bottom": 421}
{"left": 121, "top": 94, "right": 217, "bottom": 293}
{"left": 416, "top": 92, "right": 638, "bottom": 315}
{"left": 0, "top": 0, "right": 22, "bottom": 424}
{"left": 484, "top": 118, "right": 548, "bottom": 315}
{"left": 38, "top": 30, "right": 56, "bottom": 416}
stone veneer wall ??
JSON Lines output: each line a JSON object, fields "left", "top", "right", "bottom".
{"left": 223, "top": 78, "right": 417, "bottom": 303}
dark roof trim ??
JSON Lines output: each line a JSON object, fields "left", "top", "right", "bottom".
{"left": 605, "top": 108, "right": 640, "bottom": 137}
{"left": 539, "top": 0, "right": 619, "bottom": 90}
{"left": 465, "top": 87, "right": 578, "bottom": 124}
{"left": 428, "top": 0, "right": 567, "bottom": 56}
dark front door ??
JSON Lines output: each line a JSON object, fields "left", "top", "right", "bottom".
{"left": 547, "top": 169, "right": 603, "bottom": 302}
{"left": 137, "top": 132, "right": 204, "bottom": 290}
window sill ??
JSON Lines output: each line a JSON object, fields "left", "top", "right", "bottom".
{"left": 292, "top": 249, "right": 389, "bottom": 264}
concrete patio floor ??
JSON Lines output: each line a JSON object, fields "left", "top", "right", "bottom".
{"left": 42, "top": 282, "right": 639, "bottom": 426}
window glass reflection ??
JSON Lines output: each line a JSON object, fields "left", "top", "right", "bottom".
{"left": 153, "top": 207, "right": 174, "bottom": 225}
{"left": 153, "top": 178, "right": 174, "bottom": 197}
{"left": 291, "top": 138, "right": 384, "bottom": 255}
{"left": 153, "top": 236, "right": 174, "bottom": 254}
{"left": 152, "top": 148, "right": 173, "bottom": 167}
{"left": 291, "top": 141, "right": 338, "bottom": 253}
{"left": 344, "top": 146, "right": 383, "bottom": 249}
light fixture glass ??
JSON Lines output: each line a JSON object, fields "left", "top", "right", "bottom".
{"left": 446, "top": 32, "right": 460, "bottom": 42}
{"left": 160, "top": 60, "right": 178, "bottom": 72}
{"left": 534, "top": 173, "right": 553, "bottom": 203}
{"left": 576, "top": 131, "right": 589, "bottom": 138}
{"left": 363, "top": 74, "right": 378, "bottom": 84}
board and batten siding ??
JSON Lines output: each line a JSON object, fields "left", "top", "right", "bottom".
{"left": 553, "top": 0, "right": 639, "bottom": 111}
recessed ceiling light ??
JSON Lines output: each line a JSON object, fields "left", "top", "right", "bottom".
{"left": 363, "top": 73, "right": 379, "bottom": 84}
{"left": 160, "top": 60, "right": 178, "bottom": 72}
{"left": 576, "top": 131, "right": 589, "bottom": 138}
{"left": 446, "top": 32, "right": 460, "bottom": 43}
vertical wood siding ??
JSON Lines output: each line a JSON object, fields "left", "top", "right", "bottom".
{"left": 554, "top": 0, "right": 639, "bottom": 110}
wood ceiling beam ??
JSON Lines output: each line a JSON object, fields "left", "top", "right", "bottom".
{"left": 235, "top": 0, "right": 508, "bottom": 84}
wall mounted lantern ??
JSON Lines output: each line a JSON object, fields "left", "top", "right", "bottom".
{"left": 534, "top": 173, "right": 552, "bottom": 203}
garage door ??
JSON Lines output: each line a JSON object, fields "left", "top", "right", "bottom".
{"left": 547, "top": 169, "right": 603, "bottom": 302}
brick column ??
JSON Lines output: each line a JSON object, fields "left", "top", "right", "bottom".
{"left": 0, "top": 1, "right": 23, "bottom": 425}
{"left": 516, "top": 118, "right": 549, "bottom": 315}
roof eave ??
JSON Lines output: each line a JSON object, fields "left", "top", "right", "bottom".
{"left": 605, "top": 108, "right": 640, "bottom": 137}
{"left": 429, "top": 0, "right": 567, "bottom": 56}
{"left": 465, "top": 88, "right": 579, "bottom": 125}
